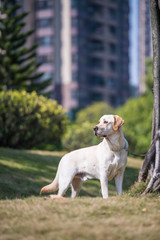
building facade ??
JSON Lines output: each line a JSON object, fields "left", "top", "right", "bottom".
{"left": 19, "top": 0, "right": 130, "bottom": 112}
{"left": 18, "top": 0, "right": 61, "bottom": 97}
{"left": 61, "top": 0, "right": 130, "bottom": 111}
{"left": 138, "top": 0, "right": 152, "bottom": 94}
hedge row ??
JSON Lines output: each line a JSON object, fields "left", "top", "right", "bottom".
{"left": 0, "top": 90, "right": 68, "bottom": 149}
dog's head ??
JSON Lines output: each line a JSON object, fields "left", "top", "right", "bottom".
{"left": 93, "top": 115, "right": 124, "bottom": 137}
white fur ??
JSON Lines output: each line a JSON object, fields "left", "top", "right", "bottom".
{"left": 40, "top": 115, "right": 128, "bottom": 199}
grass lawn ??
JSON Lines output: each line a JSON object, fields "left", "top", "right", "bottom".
{"left": 0, "top": 147, "right": 160, "bottom": 240}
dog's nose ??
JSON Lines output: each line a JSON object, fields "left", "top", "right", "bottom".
{"left": 93, "top": 126, "right": 98, "bottom": 131}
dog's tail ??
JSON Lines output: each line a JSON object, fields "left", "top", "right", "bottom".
{"left": 40, "top": 172, "right": 59, "bottom": 195}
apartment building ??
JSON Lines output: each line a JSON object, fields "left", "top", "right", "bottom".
{"left": 18, "top": 0, "right": 130, "bottom": 112}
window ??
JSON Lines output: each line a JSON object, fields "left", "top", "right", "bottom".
{"left": 38, "top": 55, "right": 53, "bottom": 63}
{"left": 88, "top": 57, "right": 103, "bottom": 69}
{"left": 108, "top": 8, "right": 117, "bottom": 19}
{"left": 109, "top": 95, "right": 116, "bottom": 106}
{"left": 90, "top": 92, "right": 102, "bottom": 101}
{"left": 37, "top": 36, "right": 53, "bottom": 46}
{"left": 88, "top": 75, "right": 105, "bottom": 86}
{"left": 72, "top": 54, "right": 78, "bottom": 63}
{"left": 109, "top": 43, "right": 116, "bottom": 54}
{"left": 72, "top": 72, "right": 78, "bottom": 82}
{"left": 109, "top": 61, "right": 116, "bottom": 71}
{"left": 87, "top": 4, "right": 103, "bottom": 16}
{"left": 108, "top": 78, "right": 116, "bottom": 88}
{"left": 87, "top": 21, "right": 103, "bottom": 34}
{"left": 79, "top": 0, "right": 87, "bottom": 8}
{"left": 71, "top": 17, "right": 78, "bottom": 27}
{"left": 109, "top": 25, "right": 117, "bottom": 35}
{"left": 71, "top": 0, "right": 79, "bottom": 8}
{"left": 72, "top": 35, "right": 78, "bottom": 45}
{"left": 35, "top": 0, "right": 54, "bottom": 10}
{"left": 89, "top": 40, "right": 104, "bottom": 52}
{"left": 71, "top": 90, "right": 78, "bottom": 99}
{"left": 36, "top": 18, "right": 53, "bottom": 28}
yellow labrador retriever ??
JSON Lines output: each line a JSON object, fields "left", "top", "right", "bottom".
{"left": 40, "top": 115, "right": 128, "bottom": 199}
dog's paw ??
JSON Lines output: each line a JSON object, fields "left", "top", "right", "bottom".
{"left": 49, "top": 194, "right": 66, "bottom": 200}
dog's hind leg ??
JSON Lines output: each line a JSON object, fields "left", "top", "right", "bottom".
{"left": 48, "top": 176, "right": 73, "bottom": 199}
{"left": 71, "top": 178, "right": 82, "bottom": 198}
{"left": 57, "top": 174, "right": 74, "bottom": 197}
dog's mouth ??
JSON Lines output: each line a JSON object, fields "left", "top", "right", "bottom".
{"left": 94, "top": 131, "right": 106, "bottom": 138}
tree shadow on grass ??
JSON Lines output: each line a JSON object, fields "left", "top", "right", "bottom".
{"left": 123, "top": 166, "right": 140, "bottom": 190}
{"left": 78, "top": 166, "right": 140, "bottom": 198}
{"left": 0, "top": 148, "right": 140, "bottom": 199}
{"left": 0, "top": 148, "right": 61, "bottom": 199}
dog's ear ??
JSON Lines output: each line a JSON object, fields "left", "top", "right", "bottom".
{"left": 113, "top": 115, "right": 124, "bottom": 131}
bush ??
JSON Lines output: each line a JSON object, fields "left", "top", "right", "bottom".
{"left": 0, "top": 90, "right": 68, "bottom": 149}
{"left": 63, "top": 102, "right": 114, "bottom": 151}
{"left": 76, "top": 102, "right": 115, "bottom": 124}
{"left": 116, "top": 94, "right": 153, "bottom": 154}
{"left": 62, "top": 122, "right": 101, "bottom": 151}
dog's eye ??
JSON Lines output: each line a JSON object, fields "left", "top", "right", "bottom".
{"left": 104, "top": 121, "right": 108, "bottom": 124}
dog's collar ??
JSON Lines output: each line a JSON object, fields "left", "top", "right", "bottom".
{"left": 123, "top": 141, "right": 128, "bottom": 151}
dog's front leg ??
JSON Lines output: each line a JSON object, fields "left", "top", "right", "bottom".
{"left": 115, "top": 169, "right": 124, "bottom": 195}
{"left": 100, "top": 173, "right": 108, "bottom": 199}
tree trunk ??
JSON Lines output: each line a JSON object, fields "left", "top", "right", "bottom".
{"left": 138, "top": 0, "right": 160, "bottom": 193}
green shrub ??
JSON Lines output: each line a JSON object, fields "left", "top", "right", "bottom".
{"left": 0, "top": 90, "right": 68, "bottom": 149}
{"left": 62, "top": 122, "right": 101, "bottom": 151}
{"left": 116, "top": 94, "right": 153, "bottom": 154}
{"left": 63, "top": 102, "right": 114, "bottom": 151}
{"left": 76, "top": 102, "right": 115, "bottom": 125}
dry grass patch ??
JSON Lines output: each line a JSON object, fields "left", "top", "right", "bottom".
{"left": 0, "top": 196, "right": 160, "bottom": 240}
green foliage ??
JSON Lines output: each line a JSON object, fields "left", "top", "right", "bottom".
{"left": 0, "top": 90, "right": 68, "bottom": 149}
{"left": 117, "top": 94, "right": 153, "bottom": 154}
{"left": 63, "top": 102, "right": 114, "bottom": 151}
{"left": 0, "top": 0, "right": 51, "bottom": 94}
{"left": 62, "top": 122, "right": 101, "bottom": 151}
{"left": 116, "top": 58, "right": 154, "bottom": 154}
{"left": 76, "top": 102, "right": 115, "bottom": 124}
{"left": 129, "top": 181, "right": 149, "bottom": 197}
{"left": 64, "top": 58, "right": 154, "bottom": 153}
